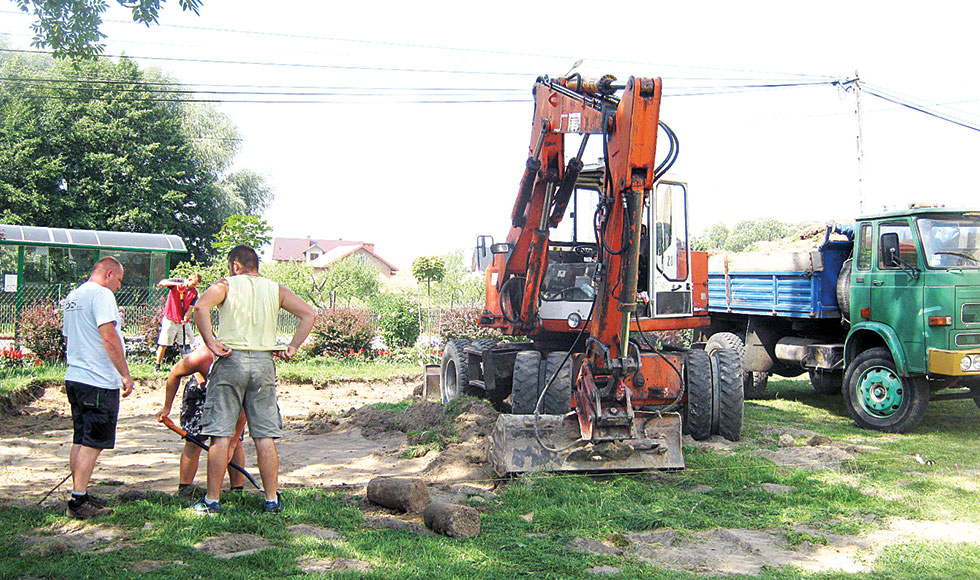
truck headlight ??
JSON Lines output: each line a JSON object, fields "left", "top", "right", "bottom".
{"left": 972, "top": 357, "right": 980, "bottom": 371}
{"left": 567, "top": 312, "right": 582, "bottom": 329}
{"left": 961, "top": 355, "right": 972, "bottom": 372}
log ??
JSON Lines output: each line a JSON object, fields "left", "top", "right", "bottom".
{"left": 366, "top": 477, "right": 429, "bottom": 513}
{"left": 422, "top": 501, "right": 481, "bottom": 538}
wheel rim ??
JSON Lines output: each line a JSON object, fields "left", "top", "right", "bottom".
{"left": 444, "top": 361, "right": 458, "bottom": 398}
{"left": 857, "top": 367, "right": 904, "bottom": 418}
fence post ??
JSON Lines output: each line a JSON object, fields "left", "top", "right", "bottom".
{"left": 14, "top": 246, "right": 24, "bottom": 347}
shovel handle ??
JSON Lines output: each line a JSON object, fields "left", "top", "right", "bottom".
{"left": 159, "top": 415, "right": 262, "bottom": 491}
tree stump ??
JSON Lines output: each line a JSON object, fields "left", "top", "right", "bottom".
{"left": 422, "top": 501, "right": 481, "bottom": 538}
{"left": 366, "top": 477, "right": 429, "bottom": 513}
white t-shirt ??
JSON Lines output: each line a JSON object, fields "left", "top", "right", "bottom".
{"left": 62, "top": 281, "right": 125, "bottom": 389}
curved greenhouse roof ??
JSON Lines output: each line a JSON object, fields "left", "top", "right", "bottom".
{"left": 0, "top": 224, "right": 187, "bottom": 253}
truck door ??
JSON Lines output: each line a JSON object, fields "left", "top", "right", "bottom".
{"left": 871, "top": 221, "right": 924, "bottom": 369}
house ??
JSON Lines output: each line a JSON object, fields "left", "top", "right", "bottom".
{"left": 270, "top": 237, "right": 398, "bottom": 277}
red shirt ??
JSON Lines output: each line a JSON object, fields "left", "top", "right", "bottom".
{"left": 162, "top": 284, "right": 198, "bottom": 323}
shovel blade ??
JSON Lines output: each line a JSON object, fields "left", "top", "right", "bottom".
{"left": 488, "top": 412, "right": 684, "bottom": 476}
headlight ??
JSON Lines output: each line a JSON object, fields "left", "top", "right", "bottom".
{"left": 961, "top": 356, "right": 972, "bottom": 372}
{"left": 567, "top": 312, "right": 582, "bottom": 329}
{"left": 972, "top": 357, "right": 980, "bottom": 371}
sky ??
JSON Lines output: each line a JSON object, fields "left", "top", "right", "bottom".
{"left": 2, "top": 1, "right": 979, "bottom": 270}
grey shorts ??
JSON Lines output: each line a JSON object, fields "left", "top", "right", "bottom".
{"left": 199, "top": 350, "right": 282, "bottom": 439}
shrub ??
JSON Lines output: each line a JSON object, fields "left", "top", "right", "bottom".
{"left": 131, "top": 308, "right": 165, "bottom": 355}
{"left": 18, "top": 300, "right": 65, "bottom": 361}
{"left": 438, "top": 306, "right": 502, "bottom": 342}
{"left": 372, "top": 293, "right": 420, "bottom": 349}
{"left": 307, "top": 308, "right": 376, "bottom": 357}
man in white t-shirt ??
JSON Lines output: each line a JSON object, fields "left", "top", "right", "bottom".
{"left": 61, "top": 256, "right": 134, "bottom": 519}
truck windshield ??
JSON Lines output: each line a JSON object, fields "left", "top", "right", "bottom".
{"left": 917, "top": 216, "right": 980, "bottom": 269}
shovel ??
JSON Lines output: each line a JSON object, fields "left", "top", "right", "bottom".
{"left": 160, "top": 416, "right": 262, "bottom": 491}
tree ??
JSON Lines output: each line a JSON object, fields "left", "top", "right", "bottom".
{"left": 321, "top": 258, "right": 380, "bottom": 308}
{"left": 213, "top": 214, "right": 272, "bottom": 255}
{"left": 435, "top": 250, "right": 484, "bottom": 307}
{"left": 15, "top": 0, "right": 203, "bottom": 58}
{"left": 0, "top": 53, "right": 260, "bottom": 262}
{"left": 411, "top": 255, "right": 445, "bottom": 296}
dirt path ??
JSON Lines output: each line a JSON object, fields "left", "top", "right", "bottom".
{"left": 0, "top": 376, "right": 435, "bottom": 504}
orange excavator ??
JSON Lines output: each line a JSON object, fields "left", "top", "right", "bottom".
{"left": 440, "top": 74, "right": 743, "bottom": 474}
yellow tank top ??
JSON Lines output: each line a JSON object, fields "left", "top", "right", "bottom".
{"left": 216, "top": 275, "right": 280, "bottom": 351}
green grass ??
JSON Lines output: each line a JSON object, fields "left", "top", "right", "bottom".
{"left": 4, "top": 375, "right": 980, "bottom": 578}
{"left": 275, "top": 356, "right": 422, "bottom": 384}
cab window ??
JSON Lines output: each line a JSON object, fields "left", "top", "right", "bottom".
{"left": 878, "top": 223, "right": 917, "bottom": 269}
{"left": 856, "top": 223, "right": 872, "bottom": 271}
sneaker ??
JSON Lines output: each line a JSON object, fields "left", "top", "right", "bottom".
{"left": 263, "top": 492, "right": 283, "bottom": 514}
{"left": 191, "top": 496, "right": 221, "bottom": 516}
{"left": 66, "top": 500, "right": 113, "bottom": 520}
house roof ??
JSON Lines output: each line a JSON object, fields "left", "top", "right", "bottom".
{"left": 309, "top": 244, "right": 399, "bottom": 273}
{"left": 271, "top": 237, "right": 374, "bottom": 261}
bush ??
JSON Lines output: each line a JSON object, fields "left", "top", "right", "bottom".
{"left": 131, "top": 308, "right": 165, "bottom": 355}
{"left": 307, "top": 308, "right": 376, "bottom": 357}
{"left": 438, "top": 306, "right": 502, "bottom": 342}
{"left": 18, "top": 300, "right": 65, "bottom": 361}
{"left": 372, "top": 293, "right": 420, "bottom": 349}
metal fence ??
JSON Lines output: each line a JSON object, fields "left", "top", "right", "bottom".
{"left": 3, "top": 283, "right": 301, "bottom": 343}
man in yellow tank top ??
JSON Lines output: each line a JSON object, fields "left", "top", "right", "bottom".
{"left": 192, "top": 245, "right": 316, "bottom": 515}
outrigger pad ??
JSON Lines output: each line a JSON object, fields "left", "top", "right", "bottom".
{"left": 488, "top": 412, "right": 684, "bottom": 476}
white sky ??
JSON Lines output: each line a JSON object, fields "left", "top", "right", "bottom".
{"left": 2, "top": 1, "right": 978, "bottom": 269}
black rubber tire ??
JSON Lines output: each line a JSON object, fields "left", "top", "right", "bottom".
{"left": 440, "top": 339, "right": 470, "bottom": 404}
{"left": 710, "top": 348, "right": 744, "bottom": 442}
{"left": 510, "top": 350, "right": 542, "bottom": 415}
{"left": 809, "top": 369, "right": 843, "bottom": 395}
{"left": 744, "top": 371, "right": 769, "bottom": 399}
{"left": 685, "top": 349, "right": 713, "bottom": 440}
{"left": 541, "top": 352, "right": 573, "bottom": 415}
{"left": 837, "top": 258, "right": 852, "bottom": 325}
{"left": 842, "top": 347, "right": 929, "bottom": 433}
{"left": 706, "top": 331, "right": 766, "bottom": 399}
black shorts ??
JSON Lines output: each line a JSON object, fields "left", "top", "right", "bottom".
{"left": 66, "top": 380, "right": 120, "bottom": 450}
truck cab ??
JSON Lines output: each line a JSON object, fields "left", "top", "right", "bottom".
{"left": 843, "top": 208, "right": 980, "bottom": 430}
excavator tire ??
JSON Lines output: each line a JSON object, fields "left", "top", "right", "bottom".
{"left": 685, "top": 349, "right": 713, "bottom": 440}
{"left": 711, "top": 348, "right": 744, "bottom": 441}
{"left": 440, "top": 339, "right": 471, "bottom": 404}
{"left": 541, "top": 352, "right": 573, "bottom": 415}
{"left": 510, "top": 350, "right": 542, "bottom": 414}
{"left": 706, "top": 331, "right": 767, "bottom": 400}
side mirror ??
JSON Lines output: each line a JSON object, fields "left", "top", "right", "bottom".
{"left": 472, "top": 235, "right": 494, "bottom": 272}
{"left": 880, "top": 232, "right": 900, "bottom": 267}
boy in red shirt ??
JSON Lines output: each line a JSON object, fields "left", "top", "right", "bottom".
{"left": 155, "top": 273, "right": 201, "bottom": 370}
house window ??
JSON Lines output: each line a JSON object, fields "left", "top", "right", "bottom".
{"left": 309, "top": 253, "right": 319, "bottom": 261}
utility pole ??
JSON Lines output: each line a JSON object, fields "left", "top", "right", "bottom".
{"left": 853, "top": 70, "right": 866, "bottom": 215}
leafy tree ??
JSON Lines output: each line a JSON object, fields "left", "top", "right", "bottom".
{"left": 220, "top": 169, "right": 274, "bottom": 216}
{"left": 435, "top": 250, "right": 484, "bottom": 307}
{"left": 411, "top": 255, "right": 445, "bottom": 296}
{"left": 261, "top": 259, "right": 324, "bottom": 306}
{"left": 371, "top": 292, "right": 420, "bottom": 349}
{"left": 321, "top": 258, "right": 380, "bottom": 308}
{"left": 691, "top": 222, "right": 730, "bottom": 251}
{"left": 213, "top": 214, "right": 271, "bottom": 255}
{"left": 0, "top": 53, "right": 260, "bottom": 262}
{"left": 15, "top": 0, "right": 203, "bottom": 57}
{"left": 692, "top": 219, "right": 814, "bottom": 252}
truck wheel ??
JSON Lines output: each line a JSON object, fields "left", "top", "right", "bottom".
{"left": 744, "top": 371, "right": 769, "bottom": 399}
{"left": 711, "top": 348, "right": 743, "bottom": 441}
{"left": 542, "top": 352, "right": 573, "bottom": 415}
{"left": 685, "top": 349, "right": 713, "bottom": 440}
{"left": 510, "top": 350, "right": 542, "bottom": 414}
{"left": 440, "top": 339, "right": 471, "bottom": 404}
{"left": 809, "top": 369, "right": 843, "bottom": 395}
{"left": 706, "top": 331, "right": 766, "bottom": 399}
{"left": 842, "top": 347, "right": 929, "bottom": 433}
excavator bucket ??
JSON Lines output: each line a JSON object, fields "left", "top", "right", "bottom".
{"left": 488, "top": 412, "right": 684, "bottom": 476}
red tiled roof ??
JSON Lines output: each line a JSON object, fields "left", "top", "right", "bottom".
{"left": 271, "top": 237, "right": 374, "bottom": 262}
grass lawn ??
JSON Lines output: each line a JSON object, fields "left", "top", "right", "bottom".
{"left": 3, "top": 375, "right": 980, "bottom": 579}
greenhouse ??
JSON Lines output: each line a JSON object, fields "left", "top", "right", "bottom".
{"left": 0, "top": 224, "right": 187, "bottom": 337}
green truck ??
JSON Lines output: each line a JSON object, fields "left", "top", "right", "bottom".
{"left": 704, "top": 207, "right": 980, "bottom": 432}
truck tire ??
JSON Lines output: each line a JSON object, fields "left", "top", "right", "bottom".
{"left": 440, "top": 339, "right": 471, "bottom": 404}
{"left": 842, "top": 347, "right": 929, "bottom": 433}
{"left": 706, "top": 331, "right": 767, "bottom": 399}
{"left": 685, "top": 349, "right": 713, "bottom": 440}
{"left": 510, "top": 350, "right": 542, "bottom": 415}
{"left": 542, "top": 352, "right": 573, "bottom": 415}
{"left": 809, "top": 369, "right": 843, "bottom": 395}
{"left": 711, "top": 348, "right": 744, "bottom": 441}
{"left": 470, "top": 338, "right": 511, "bottom": 406}
{"left": 837, "top": 258, "right": 852, "bottom": 324}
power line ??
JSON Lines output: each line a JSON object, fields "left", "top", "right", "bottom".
{"left": 861, "top": 83, "right": 980, "bottom": 133}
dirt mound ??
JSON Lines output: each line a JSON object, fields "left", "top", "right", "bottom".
{"left": 422, "top": 399, "right": 499, "bottom": 483}
{"left": 20, "top": 521, "right": 127, "bottom": 556}
{"left": 193, "top": 533, "right": 273, "bottom": 559}
{"left": 0, "top": 383, "right": 48, "bottom": 416}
